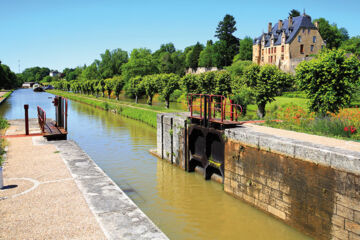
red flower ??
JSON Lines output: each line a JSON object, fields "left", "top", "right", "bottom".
{"left": 344, "top": 127, "right": 349, "bottom": 132}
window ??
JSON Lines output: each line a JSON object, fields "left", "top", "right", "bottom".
{"left": 274, "top": 47, "right": 276, "bottom": 53}
{"left": 271, "top": 48, "right": 273, "bottom": 54}
{"left": 298, "top": 36, "right": 302, "bottom": 42}
{"left": 262, "top": 49, "right": 264, "bottom": 55}
{"left": 302, "top": 29, "right": 305, "bottom": 33}
{"left": 274, "top": 56, "right": 276, "bottom": 62}
{"left": 281, "top": 45, "right": 284, "bottom": 52}
{"left": 270, "top": 56, "right": 273, "bottom": 63}
{"left": 281, "top": 55, "right": 284, "bottom": 60}
{"left": 261, "top": 57, "right": 264, "bottom": 62}
{"left": 300, "top": 44, "right": 304, "bottom": 54}
{"left": 313, "top": 36, "right": 316, "bottom": 43}
{"left": 268, "top": 48, "right": 270, "bottom": 54}
{"left": 310, "top": 45, "right": 314, "bottom": 52}
{"left": 321, "top": 45, "right": 324, "bottom": 49}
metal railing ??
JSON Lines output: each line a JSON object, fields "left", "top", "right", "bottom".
{"left": 187, "top": 94, "right": 243, "bottom": 124}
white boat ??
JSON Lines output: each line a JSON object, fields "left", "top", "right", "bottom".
{"left": 33, "top": 84, "right": 44, "bottom": 92}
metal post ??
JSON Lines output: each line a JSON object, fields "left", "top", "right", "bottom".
{"left": 65, "top": 99, "right": 68, "bottom": 132}
{"left": 24, "top": 104, "right": 29, "bottom": 135}
{"left": 230, "top": 99, "right": 234, "bottom": 121}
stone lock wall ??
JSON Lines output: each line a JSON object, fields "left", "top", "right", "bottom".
{"left": 157, "top": 113, "right": 187, "bottom": 169}
{"left": 224, "top": 127, "right": 360, "bottom": 240}
{"left": 157, "top": 113, "right": 360, "bottom": 239}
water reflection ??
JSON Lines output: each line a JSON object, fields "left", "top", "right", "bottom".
{"left": 0, "top": 89, "right": 311, "bottom": 240}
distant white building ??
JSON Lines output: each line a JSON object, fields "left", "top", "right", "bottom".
{"left": 49, "top": 70, "right": 60, "bottom": 77}
{"left": 22, "top": 82, "right": 35, "bottom": 88}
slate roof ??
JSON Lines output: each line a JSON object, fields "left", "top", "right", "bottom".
{"left": 253, "top": 15, "right": 317, "bottom": 47}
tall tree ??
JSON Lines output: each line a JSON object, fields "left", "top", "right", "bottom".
{"left": 121, "top": 48, "right": 158, "bottom": 81}
{"left": 233, "top": 37, "right": 253, "bottom": 61}
{"left": 214, "top": 14, "right": 239, "bottom": 67}
{"left": 288, "top": 9, "right": 300, "bottom": 17}
{"left": 313, "top": 18, "right": 349, "bottom": 49}
{"left": 185, "top": 42, "right": 204, "bottom": 69}
{"left": 99, "top": 48, "right": 128, "bottom": 79}
{"left": 198, "top": 40, "right": 215, "bottom": 68}
{"left": 340, "top": 36, "right": 360, "bottom": 56}
{"left": 0, "top": 62, "right": 18, "bottom": 89}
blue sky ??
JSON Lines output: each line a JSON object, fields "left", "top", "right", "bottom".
{"left": 1, "top": 0, "right": 359, "bottom": 73}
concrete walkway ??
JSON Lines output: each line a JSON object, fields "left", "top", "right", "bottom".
{"left": 246, "top": 123, "right": 360, "bottom": 153}
{"left": 1, "top": 120, "right": 168, "bottom": 239}
{"left": 0, "top": 124, "right": 106, "bottom": 239}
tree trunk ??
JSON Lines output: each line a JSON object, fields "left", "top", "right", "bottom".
{"left": 116, "top": 95, "right": 119, "bottom": 101}
{"left": 102, "top": 91, "right": 105, "bottom": 97}
{"left": 135, "top": 95, "right": 138, "bottom": 104}
{"left": 147, "top": 95, "right": 153, "bottom": 105}
{"left": 257, "top": 103, "right": 266, "bottom": 118}
{"left": 165, "top": 98, "right": 170, "bottom": 109}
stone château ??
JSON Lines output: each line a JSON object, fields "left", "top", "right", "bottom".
{"left": 252, "top": 13, "right": 326, "bottom": 73}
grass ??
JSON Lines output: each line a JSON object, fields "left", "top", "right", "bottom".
{"left": 48, "top": 90, "right": 177, "bottom": 128}
{"left": 264, "top": 104, "right": 360, "bottom": 140}
{"left": 0, "top": 90, "right": 13, "bottom": 103}
{"left": 0, "top": 117, "right": 8, "bottom": 167}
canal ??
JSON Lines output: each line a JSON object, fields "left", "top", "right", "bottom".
{"left": 0, "top": 89, "right": 311, "bottom": 240}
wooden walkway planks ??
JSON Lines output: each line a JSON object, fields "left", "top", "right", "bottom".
{"left": 43, "top": 120, "right": 67, "bottom": 140}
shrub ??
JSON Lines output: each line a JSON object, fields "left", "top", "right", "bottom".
{"left": 296, "top": 49, "right": 360, "bottom": 115}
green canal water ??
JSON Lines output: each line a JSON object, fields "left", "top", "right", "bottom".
{"left": 0, "top": 89, "right": 311, "bottom": 240}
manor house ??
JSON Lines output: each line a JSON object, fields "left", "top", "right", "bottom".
{"left": 253, "top": 13, "right": 325, "bottom": 73}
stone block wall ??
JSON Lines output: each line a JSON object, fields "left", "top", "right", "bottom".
{"left": 224, "top": 127, "right": 360, "bottom": 240}
{"left": 157, "top": 113, "right": 360, "bottom": 239}
{"left": 157, "top": 113, "right": 187, "bottom": 169}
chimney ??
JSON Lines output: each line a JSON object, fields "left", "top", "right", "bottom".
{"left": 278, "top": 20, "right": 283, "bottom": 30}
{"left": 268, "top": 22, "right": 272, "bottom": 33}
{"left": 288, "top": 16, "right": 293, "bottom": 28}
{"left": 314, "top": 21, "right": 319, "bottom": 29}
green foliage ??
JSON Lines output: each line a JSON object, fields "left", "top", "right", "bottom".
{"left": 198, "top": 40, "right": 215, "bottom": 68}
{"left": 0, "top": 62, "right": 18, "bottom": 89}
{"left": 243, "top": 64, "right": 293, "bottom": 118}
{"left": 230, "top": 86, "right": 254, "bottom": 116}
{"left": 213, "top": 70, "right": 231, "bottom": 96}
{"left": 158, "top": 73, "right": 180, "bottom": 108}
{"left": 80, "top": 62, "right": 100, "bottom": 80}
{"left": 233, "top": 37, "right": 253, "bottom": 61}
{"left": 97, "top": 79, "right": 106, "bottom": 97}
{"left": 226, "top": 60, "right": 252, "bottom": 81}
{"left": 113, "top": 76, "right": 125, "bottom": 100}
{"left": 121, "top": 48, "right": 158, "bottom": 81}
{"left": 19, "top": 66, "right": 50, "bottom": 84}
{"left": 214, "top": 14, "right": 239, "bottom": 67}
{"left": 288, "top": 9, "right": 300, "bottom": 17}
{"left": 185, "top": 42, "right": 204, "bottom": 69}
{"left": 104, "top": 78, "right": 115, "bottom": 98}
{"left": 127, "top": 76, "right": 145, "bottom": 103}
{"left": 340, "top": 36, "right": 360, "bottom": 56}
{"left": 0, "top": 117, "right": 9, "bottom": 130}
{"left": 99, "top": 48, "right": 128, "bottom": 79}
{"left": 313, "top": 18, "right": 349, "bottom": 49}
{"left": 142, "top": 75, "right": 158, "bottom": 105}
{"left": 296, "top": 49, "right": 360, "bottom": 115}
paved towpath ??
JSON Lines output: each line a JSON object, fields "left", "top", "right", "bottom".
{"left": 245, "top": 123, "right": 360, "bottom": 153}
{"left": 1, "top": 120, "right": 168, "bottom": 239}
{"left": 0, "top": 122, "right": 106, "bottom": 239}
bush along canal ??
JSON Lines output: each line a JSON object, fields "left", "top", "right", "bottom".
{"left": 157, "top": 104, "right": 360, "bottom": 239}
{"left": 1, "top": 89, "right": 315, "bottom": 239}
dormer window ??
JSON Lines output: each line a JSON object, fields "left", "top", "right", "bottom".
{"left": 313, "top": 36, "right": 316, "bottom": 43}
{"left": 298, "top": 36, "right": 302, "bottom": 42}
